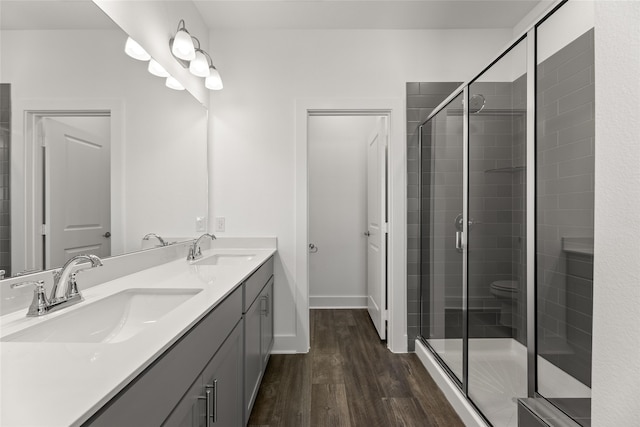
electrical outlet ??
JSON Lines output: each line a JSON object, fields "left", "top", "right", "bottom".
{"left": 214, "top": 217, "right": 226, "bottom": 232}
{"left": 195, "top": 216, "right": 207, "bottom": 232}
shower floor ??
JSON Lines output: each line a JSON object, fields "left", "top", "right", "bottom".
{"left": 425, "top": 338, "right": 590, "bottom": 427}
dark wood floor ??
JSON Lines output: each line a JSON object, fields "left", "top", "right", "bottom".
{"left": 248, "top": 309, "right": 463, "bottom": 427}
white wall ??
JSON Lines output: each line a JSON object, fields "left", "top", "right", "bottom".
{"left": 592, "top": 1, "right": 640, "bottom": 425}
{"left": 1, "top": 29, "right": 208, "bottom": 268}
{"left": 208, "top": 28, "right": 512, "bottom": 352}
{"left": 308, "top": 115, "right": 377, "bottom": 308}
{"left": 537, "top": 0, "right": 595, "bottom": 62}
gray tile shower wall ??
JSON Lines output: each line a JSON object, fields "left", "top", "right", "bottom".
{"left": 467, "top": 80, "right": 527, "bottom": 345}
{"left": 0, "top": 84, "right": 10, "bottom": 277}
{"left": 406, "top": 82, "right": 460, "bottom": 351}
{"left": 536, "top": 29, "right": 595, "bottom": 387}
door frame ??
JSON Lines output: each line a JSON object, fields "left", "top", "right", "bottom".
{"left": 295, "top": 98, "right": 407, "bottom": 353}
{"left": 11, "top": 99, "right": 123, "bottom": 274}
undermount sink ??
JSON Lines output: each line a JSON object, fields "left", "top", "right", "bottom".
{"left": 1, "top": 288, "right": 202, "bottom": 344}
{"left": 196, "top": 253, "right": 256, "bottom": 266}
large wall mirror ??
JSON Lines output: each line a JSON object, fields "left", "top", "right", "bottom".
{"left": 0, "top": 1, "right": 208, "bottom": 276}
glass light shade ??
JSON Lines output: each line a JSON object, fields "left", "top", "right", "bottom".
{"left": 124, "top": 37, "right": 150, "bottom": 61}
{"left": 148, "top": 59, "right": 170, "bottom": 77}
{"left": 165, "top": 76, "right": 185, "bottom": 91}
{"left": 205, "top": 67, "right": 223, "bottom": 90}
{"left": 171, "top": 29, "right": 195, "bottom": 60}
{"left": 189, "top": 51, "right": 210, "bottom": 77}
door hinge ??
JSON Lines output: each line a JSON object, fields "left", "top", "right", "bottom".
{"left": 383, "top": 309, "right": 389, "bottom": 321}
{"left": 41, "top": 224, "right": 49, "bottom": 236}
{"left": 383, "top": 222, "right": 389, "bottom": 233}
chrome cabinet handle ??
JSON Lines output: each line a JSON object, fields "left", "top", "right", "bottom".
{"left": 200, "top": 381, "right": 217, "bottom": 425}
{"left": 205, "top": 387, "right": 212, "bottom": 427}
{"left": 200, "top": 382, "right": 217, "bottom": 427}
{"left": 455, "top": 231, "right": 463, "bottom": 253}
{"left": 261, "top": 293, "right": 270, "bottom": 317}
{"left": 260, "top": 295, "right": 268, "bottom": 316}
{"left": 266, "top": 293, "right": 270, "bottom": 317}
{"left": 206, "top": 380, "right": 217, "bottom": 424}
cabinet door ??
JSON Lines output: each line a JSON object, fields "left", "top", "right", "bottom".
{"left": 201, "top": 320, "right": 243, "bottom": 427}
{"left": 244, "top": 296, "right": 262, "bottom": 422}
{"left": 163, "top": 378, "right": 201, "bottom": 427}
{"left": 260, "top": 278, "right": 274, "bottom": 368}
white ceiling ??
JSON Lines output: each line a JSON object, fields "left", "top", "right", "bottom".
{"left": 0, "top": 0, "right": 117, "bottom": 30}
{"left": 193, "top": 0, "right": 550, "bottom": 30}
{"left": 1, "top": 1, "right": 549, "bottom": 32}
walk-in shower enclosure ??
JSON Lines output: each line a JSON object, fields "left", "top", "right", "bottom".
{"left": 417, "top": 1, "right": 594, "bottom": 426}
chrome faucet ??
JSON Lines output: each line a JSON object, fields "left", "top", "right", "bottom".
{"left": 187, "top": 233, "right": 217, "bottom": 261}
{"left": 142, "top": 233, "right": 168, "bottom": 247}
{"left": 51, "top": 254, "right": 103, "bottom": 302}
{"left": 12, "top": 254, "right": 103, "bottom": 317}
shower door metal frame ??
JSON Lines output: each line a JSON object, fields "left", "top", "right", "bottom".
{"left": 417, "top": 99, "right": 467, "bottom": 391}
{"left": 461, "top": 86, "right": 470, "bottom": 396}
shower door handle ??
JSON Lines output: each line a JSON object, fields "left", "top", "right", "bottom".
{"left": 455, "top": 231, "right": 463, "bottom": 253}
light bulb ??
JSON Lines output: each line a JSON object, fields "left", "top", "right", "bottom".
{"left": 124, "top": 37, "right": 150, "bottom": 61}
{"left": 148, "top": 59, "right": 169, "bottom": 77}
{"left": 165, "top": 76, "right": 185, "bottom": 91}
{"left": 205, "top": 67, "right": 223, "bottom": 90}
{"left": 189, "top": 51, "right": 210, "bottom": 77}
{"left": 171, "top": 29, "right": 195, "bottom": 61}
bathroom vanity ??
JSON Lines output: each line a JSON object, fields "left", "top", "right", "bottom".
{"left": 0, "top": 240, "right": 276, "bottom": 427}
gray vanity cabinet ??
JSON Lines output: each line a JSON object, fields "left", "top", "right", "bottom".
{"left": 84, "top": 256, "right": 274, "bottom": 427}
{"left": 85, "top": 287, "right": 243, "bottom": 427}
{"left": 243, "top": 257, "right": 274, "bottom": 424}
{"left": 165, "top": 320, "right": 243, "bottom": 427}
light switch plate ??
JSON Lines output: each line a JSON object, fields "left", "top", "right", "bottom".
{"left": 195, "top": 216, "right": 207, "bottom": 232}
{"left": 214, "top": 217, "right": 225, "bottom": 232}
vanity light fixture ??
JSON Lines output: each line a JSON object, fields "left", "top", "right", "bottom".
{"left": 148, "top": 59, "right": 170, "bottom": 77}
{"left": 124, "top": 37, "right": 150, "bottom": 61}
{"left": 189, "top": 49, "right": 210, "bottom": 77}
{"left": 123, "top": 22, "right": 224, "bottom": 92}
{"left": 171, "top": 19, "right": 196, "bottom": 61}
{"left": 171, "top": 19, "right": 224, "bottom": 91}
{"left": 205, "top": 66, "right": 223, "bottom": 90}
{"left": 165, "top": 76, "right": 185, "bottom": 91}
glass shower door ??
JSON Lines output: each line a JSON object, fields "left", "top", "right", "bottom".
{"left": 420, "top": 93, "right": 465, "bottom": 383}
{"left": 536, "top": 3, "right": 594, "bottom": 425}
{"left": 467, "top": 37, "right": 528, "bottom": 427}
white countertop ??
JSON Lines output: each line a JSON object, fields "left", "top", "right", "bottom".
{"left": 0, "top": 246, "right": 276, "bottom": 427}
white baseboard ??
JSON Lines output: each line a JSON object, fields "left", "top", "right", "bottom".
{"left": 415, "top": 340, "right": 489, "bottom": 427}
{"left": 272, "top": 334, "right": 304, "bottom": 354}
{"left": 309, "top": 295, "right": 367, "bottom": 308}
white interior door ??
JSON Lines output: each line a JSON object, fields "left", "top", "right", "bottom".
{"left": 308, "top": 116, "right": 376, "bottom": 308}
{"left": 43, "top": 117, "right": 111, "bottom": 267}
{"left": 366, "top": 116, "right": 388, "bottom": 340}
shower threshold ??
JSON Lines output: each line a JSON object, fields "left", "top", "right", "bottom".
{"left": 417, "top": 338, "right": 590, "bottom": 427}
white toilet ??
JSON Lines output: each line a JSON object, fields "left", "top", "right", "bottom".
{"left": 490, "top": 280, "right": 519, "bottom": 327}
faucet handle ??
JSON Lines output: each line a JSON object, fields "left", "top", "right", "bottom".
{"left": 10, "top": 280, "right": 45, "bottom": 290}
{"left": 65, "top": 273, "right": 83, "bottom": 300}
{"left": 11, "top": 280, "right": 49, "bottom": 317}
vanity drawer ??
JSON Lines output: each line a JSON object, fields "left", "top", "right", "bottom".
{"left": 243, "top": 256, "right": 274, "bottom": 312}
{"left": 85, "top": 286, "right": 242, "bottom": 427}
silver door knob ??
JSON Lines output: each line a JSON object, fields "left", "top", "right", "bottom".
{"left": 309, "top": 243, "right": 318, "bottom": 253}
{"left": 103, "top": 232, "right": 111, "bottom": 238}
